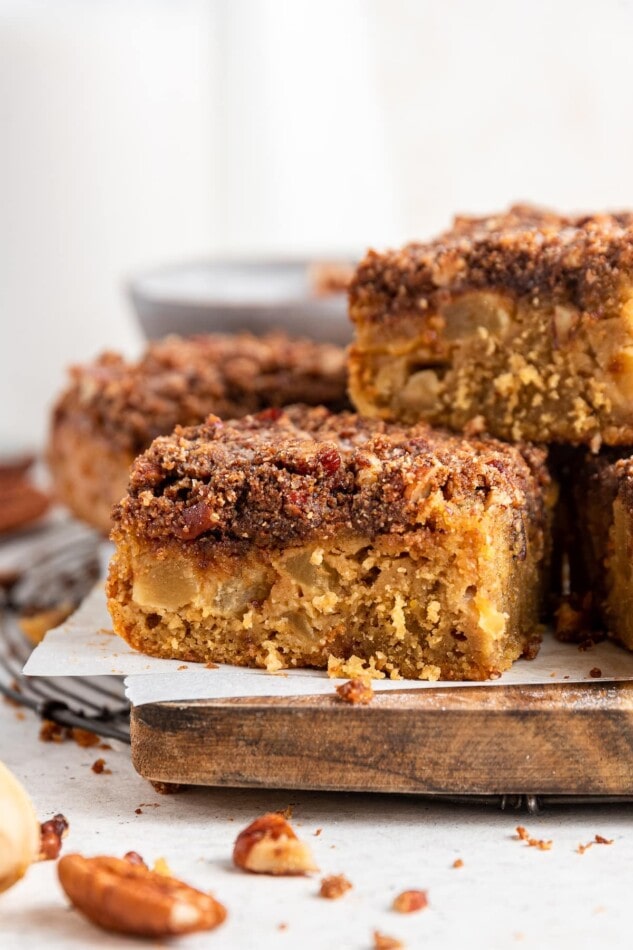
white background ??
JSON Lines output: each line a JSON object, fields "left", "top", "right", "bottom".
{"left": 3, "top": 0, "right": 633, "bottom": 444}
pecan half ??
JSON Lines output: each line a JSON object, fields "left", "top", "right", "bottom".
{"left": 57, "top": 854, "right": 227, "bottom": 937}
{"left": 233, "top": 813, "right": 318, "bottom": 875}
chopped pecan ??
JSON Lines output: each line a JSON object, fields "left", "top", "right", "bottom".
{"left": 123, "top": 851, "right": 147, "bottom": 868}
{"left": 515, "top": 826, "right": 552, "bottom": 850}
{"left": 373, "top": 932, "right": 404, "bottom": 949}
{"left": 39, "top": 814, "right": 69, "bottom": 861}
{"left": 319, "top": 874, "right": 352, "bottom": 899}
{"left": 335, "top": 678, "right": 374, "bottom": 705}
{"left": 71, "top": 728, "right": 100, "bottom": 748}
{"left": 392, "top": 889, "right": 428, "bottom": 913}
{"left": 577, "top": 834, "right": 614, "bottom": 854}
{"left": 150, "top": 781, "right": 183, "bottom": 795}
{"left": 39, "top": 720, "right": 65, "bottom": 743}
{"left": 233, "top": 813, "right": 318, "bottom": 875}
{"left": 57, "top": 854, "right": 227, "bottom": 936}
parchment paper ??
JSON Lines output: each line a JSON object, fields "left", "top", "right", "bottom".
{"left": 22, "top": 583, "right": 633, "bottom": 706}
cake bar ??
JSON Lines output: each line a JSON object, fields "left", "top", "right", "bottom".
{"left": 572, "top": 451, "right": 633, "bottom": 650}
{"left": 106, "top": 406, "right": 553, "bottom": 681}
{"left": 349, "top": 206, "right": 633, "bottom": 445}
{"left": 48, "top": 333, "right": 348, "bottom": 533}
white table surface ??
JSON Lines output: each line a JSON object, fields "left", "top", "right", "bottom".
{"left": 2, "top": 703, "right": 632, "bottom": 949}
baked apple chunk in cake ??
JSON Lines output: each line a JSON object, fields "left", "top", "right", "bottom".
{"left": 106, "top": 406, "right": 553, "bottom": 681}
{"left": 349, "top": 205, "right": 633, "bottom": 445}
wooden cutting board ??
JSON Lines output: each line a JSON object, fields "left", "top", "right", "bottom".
{"left": 130, "top": 681, "right": 633, "bottom": 796}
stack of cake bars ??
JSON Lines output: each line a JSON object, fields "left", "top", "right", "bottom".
{"left": 52, "top": 207, "right": 633, "bottom": 680}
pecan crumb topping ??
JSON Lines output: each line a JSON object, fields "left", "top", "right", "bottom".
{"left": 351, "top": 205, "right": 633, "bottom": 324}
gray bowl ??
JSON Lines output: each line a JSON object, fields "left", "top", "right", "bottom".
{"left": 128, "top": 259, "right": 356, "bottom": 345}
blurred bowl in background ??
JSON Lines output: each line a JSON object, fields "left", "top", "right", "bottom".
{"left": 128, "top": 259, "right": 357, "bottom": 344}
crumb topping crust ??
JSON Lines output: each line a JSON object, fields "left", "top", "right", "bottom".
{"left": 52, "top": 333, "right": 349, "bottom": 454}
{"left": 351, "top": 205, "right": 633, "bottom": 322}
{"left": 113, "top": 405, "right": 549, "bottom": 552}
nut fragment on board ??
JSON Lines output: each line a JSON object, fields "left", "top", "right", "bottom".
{"left": 0, "top": 761, "right": 41, "bottom": 893}
{"left": 57, "top": 854, "right": 227, "bottom": 937}
{"left": 233, "top": 813, "right": 318, "bottom": 875}
{"left": 335, "top": 678, "right": 374, "bottom": 705}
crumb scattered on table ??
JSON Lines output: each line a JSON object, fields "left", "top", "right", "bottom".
{"left": 515, "top": 826, "right": 552, "bottom": 850}
{"left": 91, "top": 758, "right": 111, "bottom": 775}
{"left": 319, "top": 874, "right": 353, "bottom": 899}
{"left": 452, "top": 858, "right": 464, "bottom": 868}
{"left": 577, "top": 834, "right": 614, "bottom": 854}
{"left": 373, "top": 932, "right": 404, "bottom": 949}
{"left": 392, "top": 889, "right": 428, "bottom": 913}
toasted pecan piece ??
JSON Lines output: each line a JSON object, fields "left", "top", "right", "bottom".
{"left": 233, "top": 813, "right": 318, "bottom": 875}
{"left": 392, "top": 889, "right": 428, "bottom": 913}
{"left": 319, "top": 874, "right": 352, "bottom": 899}
{"left": 57, "top": 854, "right": 227, "bottom": 937}
{"left": 335, "top": 678, "right": 374, "bottom": 705}
{"left": 374, "top": 932, "right": 404, "bottom": 949}
{"left": 39, "top": 814, "right": 69, "bottom": 861}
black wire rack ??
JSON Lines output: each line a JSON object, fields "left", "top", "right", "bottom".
{"left": 0, "top": 517, "right": 130, "bottom": 744}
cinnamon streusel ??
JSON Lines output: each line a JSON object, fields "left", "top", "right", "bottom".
{"left": 48, "top": 333, "right": 348, "bottom": 533}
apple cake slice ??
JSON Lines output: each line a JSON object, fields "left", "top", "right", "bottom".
{"left": 571, "top": 450, "right": 633, "bottom": 651}
{"left": 349, "top": 205, "right": 633, "bottom": 446}
{"left": 48, "top": 332, "right": 348, "bottom": 534}
{"left": 106, "top": 406, "right": 553, "bottom": 681}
